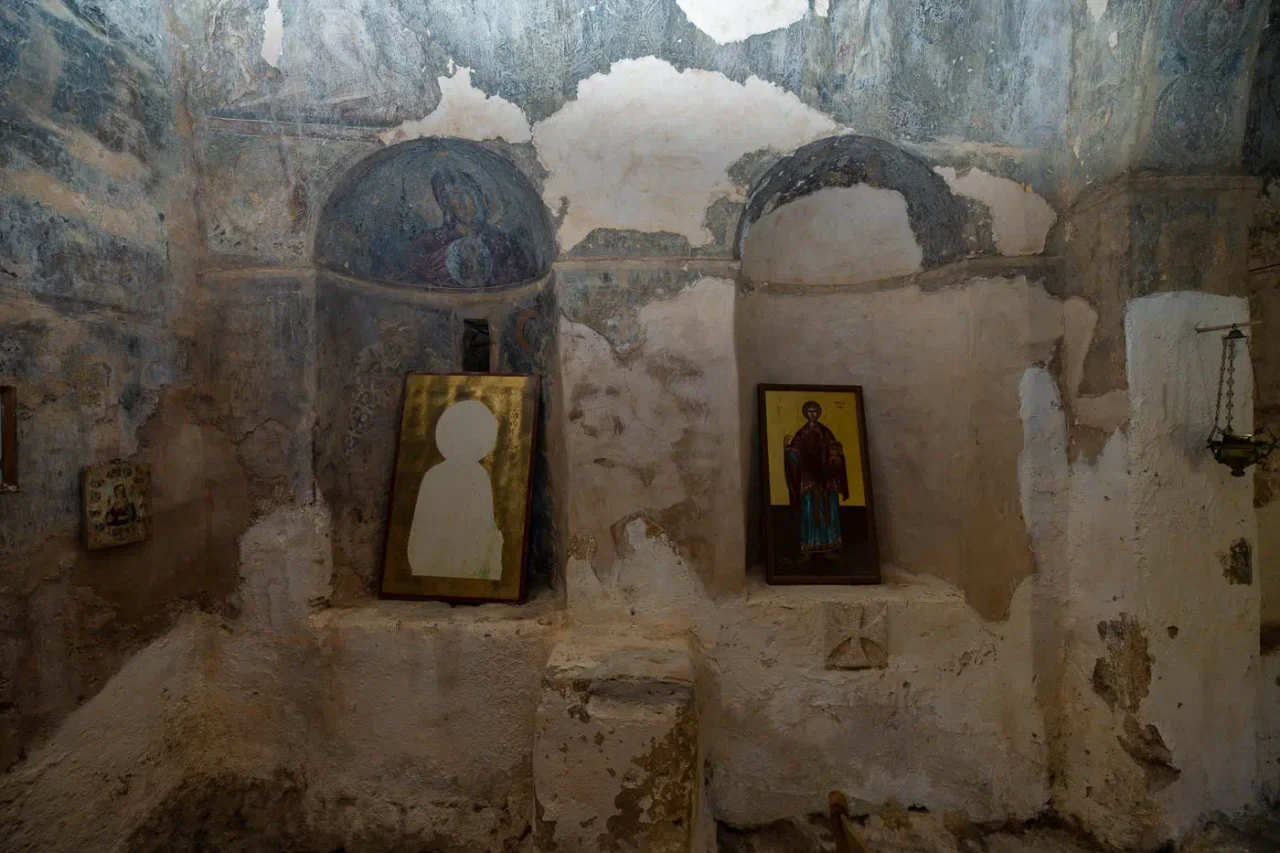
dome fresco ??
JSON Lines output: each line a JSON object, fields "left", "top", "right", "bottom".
{"left": 737, "top": 135, "right": 966, "bottom": 268}
{"left": 315, "top": 138, "right": 555, "bottom": 290}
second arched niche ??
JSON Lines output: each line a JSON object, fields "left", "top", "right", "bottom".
{"left": 736, "top": 135, "right": 968, "bottom": 287}
{"left": 314, "top": 138, "right": 555, "bottom": 290}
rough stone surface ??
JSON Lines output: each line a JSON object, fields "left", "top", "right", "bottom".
{"left": 559, "top": 274, "right": 744, "bottom": 598}
{"left": 0, "top": 507, "right": 560, "bottom": 852}
{"left": 717, "top": 811, "right": 1280, "bottom": 853}
{"left": 739, "top": 273, "right": 1063, "bottom": 620}
{"left": 533, "top": 634, "right": 698, "bottom": 853}
{"left": 3, "top": 1, "right": 1279, "bottom": 850}
{"left": 822, "top": 600, "right": 889, "bottom": 670}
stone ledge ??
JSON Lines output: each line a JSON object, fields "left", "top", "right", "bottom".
{"left": 309, "top": 588, "right": 564, "bottom": 633}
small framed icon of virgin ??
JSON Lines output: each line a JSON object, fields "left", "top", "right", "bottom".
{"left": 758, "top": 384, "right": 879, "bottom": 585}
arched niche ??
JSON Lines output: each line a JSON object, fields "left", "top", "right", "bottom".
{"left": 314, "top": 138, "right": 555, "bottom": 290}
{"left": 310, "top": 139, "right": 560, "bottom": 604}
{"left": 736, "top": 136, "right": 967, "bottom": 286}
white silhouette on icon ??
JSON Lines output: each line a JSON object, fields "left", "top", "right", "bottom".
{"left": 407, "top": 399, "right": 504, "bottom": 580}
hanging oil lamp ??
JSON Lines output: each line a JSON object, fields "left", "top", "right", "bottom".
{"left": 1205, "top": 323, "right": 1276, "bottom": 477}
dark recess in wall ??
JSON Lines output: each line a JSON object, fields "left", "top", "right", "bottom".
{"left": 735, "top": 135, "right": 968, "bottom": 267}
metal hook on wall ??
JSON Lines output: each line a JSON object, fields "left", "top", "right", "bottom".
{"left": 1200, "top": 322, "right": 1276, "bottom": 477}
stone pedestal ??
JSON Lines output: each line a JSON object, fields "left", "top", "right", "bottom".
{"left": 533, "top": 634, "right": 698, "bottom": 853}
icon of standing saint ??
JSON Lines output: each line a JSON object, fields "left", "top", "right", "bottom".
{"left": 783, "top": 401, "right": 850, "bottom": 559}
{"left": 407, "top": 399, "right": 505, "bottom": 581}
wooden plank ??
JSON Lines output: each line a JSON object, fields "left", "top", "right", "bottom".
{"left": 828, "top": 791, "right": 873, "bottom": 853}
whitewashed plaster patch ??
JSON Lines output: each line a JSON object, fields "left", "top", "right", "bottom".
{"left": 1087, "top": 0, "right": 1109, "bottom": 23}
{"left": 261, "top": 0, "right": 283, "bottom": 68}
{"left": 935, "top": 166, "right": 1057, "bottom": 256}
{"left": 1076, "top": 390, "right": 1129, "bottom": 433}
{"left": 1049, "top": 291, "right": 1263, "bottom": 846}
{"left": 741, "top": 184, "right": 923, "bottom": 284}
{"left": 675, "top": 0, "right": 810, "bottom": 44}
{"left": 379, "top": 66, "right": 532, "bottom": 145}
{"left": 533, "top": 57, "right": 839, "bottom": 249}
{"left": 822, "top": 601, "right": 888, "bottom": 669}
{"left": 559, "top": 276, "right": 744, "bottom": 592}
{"left": 611, "top": 517, "right": 707, "bottom": 626}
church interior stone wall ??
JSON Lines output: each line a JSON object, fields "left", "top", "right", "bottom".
{"left": 1, "top": 0, "right": 1278, "bottom": 851}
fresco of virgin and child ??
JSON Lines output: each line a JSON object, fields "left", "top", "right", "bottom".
{"left": 784, "top": 401, "right": 850, "bottom": 557}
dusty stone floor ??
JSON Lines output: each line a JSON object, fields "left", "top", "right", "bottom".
{"left": 717, "top": 809, "right": 1280, "bottom": 853}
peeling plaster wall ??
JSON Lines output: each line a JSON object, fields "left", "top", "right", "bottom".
{"left": 741, "top": 185, "right": 924, "bottom": 285}
{"left": 1038, "top": 293, "right": 1261, "bottom": 850}
{"left": 1124, "top": 294, "right": 1258, "bottom": 838}
{"left": 935, "top": 167, "right": 1058, "bottom": 256}
{"left": 533, "top": 57, "right": 838, "bottom": 251}
{"left": 381, "top": 66, "right": 532, "bottom": 146}
{"left": 674, "top": 0, "right": 813, "bottom": 45}
{"left": 1250, "top": 181, "right": 1280, "bottom": 631}
{"left": 1263, "top": 648, "right": 1280, "bottom": 801}
{"left": 170, "top": 0, "right": 1075, "bottom": 170}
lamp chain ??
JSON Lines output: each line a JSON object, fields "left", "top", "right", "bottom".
{"left": 1224, "top": 331, "right": 1237, "bottom": 435}
{"left": 1214, "top": 331, "right": 1228, "bottom": 436}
